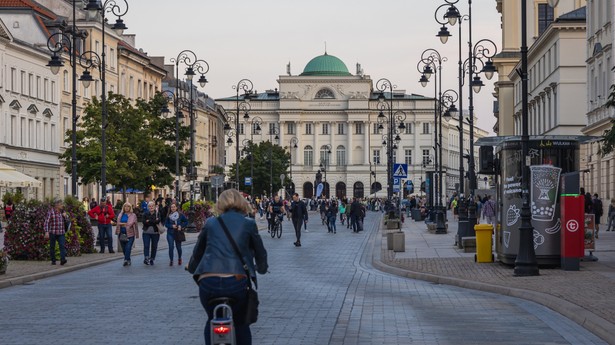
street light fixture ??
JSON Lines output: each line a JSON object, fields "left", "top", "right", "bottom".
{"left": 160, "top": 90, "right": 189, "bottom": 201}
{"left": 269, "top": 125, "right": 280, "bottom": 197}
{"left": 417, "top": 49, "right": 447, "bottom": 233}
{"left": 224, "top": 79, "right": 254, "bottom": 190}
{"left": 375, "top": 79, "right": 407, "bottom": 201}
{"left": 289, "top": 137, "right": 298, "bottom": 193}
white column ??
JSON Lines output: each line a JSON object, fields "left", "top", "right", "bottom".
{"left": 330, "top": 121, "right": 335, "bottom": 166}
{"left": 347, "top": 121, "right": 353, "bottom": 166}
{"left": 363, "top": 121, "right": 369, "bottom": 165}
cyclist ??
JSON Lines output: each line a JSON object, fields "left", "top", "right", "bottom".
{"left": 267, "top": 195, "right": 285, "bottom": 232}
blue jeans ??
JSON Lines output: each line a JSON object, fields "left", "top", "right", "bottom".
{"left": 167, "top": 232, "right": 182, "bottom": 261}
{"left": 49, "top": 234, "right": 66, "bottom": 263}
{"left": 142, "top": 233, "right": 160, "bottom": 260}
{"left": 328, "top": 216, "right": 337, "bottom": 232}
{"left": 119, "top": 235, "right": 135, "bottom": 261}
{"left": 97, "top": 224, "right": 113, "bottom": 252}
{"left": 198, "top": 276, "right": 251, "bottom": 345}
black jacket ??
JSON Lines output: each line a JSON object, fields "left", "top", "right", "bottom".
{"left": 350, "top": 201, "right": 362, "bottom": 217}
{"left": 290, "top": 200, "right": 308, "bottom": 221}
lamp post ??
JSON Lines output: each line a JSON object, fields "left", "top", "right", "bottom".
{"left": 241, "top": 139, "right": 255, "bottom": 198}
{"left": 514, "top": 0, "right": 560, "bottom": 276}
{"left": 170, "top": 50, "right": 209, "bottom": 204}
{"left": 84, "top": 0, "right": 128, "bottom": 201}
{"left": 160, "top": 90, "right": 190, "bottom": 201}
{"left": 418, "top": 49, "right": 447, "bottom": 233}
{"left": 269, "top": 125, "right": 280, "bottom": 198}
{"left": 243, "top": 116, "right": 262, "bottom": 197}
{"left": 289, "top": 137, "right": 298, "bottom": 193}
{"left": 224, "top": 79, "right": 254, "bottom": 190}
{"left": 318, "top": 144, "right": 332, "bottom": 197}
{"left": 375, "top": 79, "right": 407, "bottom": 201}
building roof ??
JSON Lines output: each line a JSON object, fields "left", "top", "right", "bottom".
{"left": 556, "top": 6, "right": 586, "bottom": 22}
{"left": 0, "top": 0, "right": 57, "bottom": 20}
{"left": 300, "top": 53, "right": 352, "bottom": 76}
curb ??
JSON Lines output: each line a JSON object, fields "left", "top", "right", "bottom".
{"left": 0, "top": 238, "right": 199, "bottom": 290}
{"left": 371, "top": 229, "right": 615, "bottom": 345}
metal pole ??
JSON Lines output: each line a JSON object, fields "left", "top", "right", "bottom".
{"left": 175, "top": 63, "right": 180, "bottom": 202}
{"left": 436, "top": 60, "right": 447, "bottom": 234}
{"left": 457, "top": 10, "right": 469, "bottom": 241}
{"left": 235, "top": 89, "right": 240, "bottom": 189}
{"left": 71, "top": 0, "right": 78, "bottom": 198}
{"left": 467, "top": 0, "right": 478, "bottom": 229}
{"left": 100, "top": 7, "right": 108, "bottom": 201}
{"left": 189, "top": 79, "right": 195, "bottom": 210}
{"left": 514, "top": 0, "right": 540, "bottom": 276}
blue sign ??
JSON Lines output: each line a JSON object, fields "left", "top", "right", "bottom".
{"left": 393, "top": 177, "right": 401, "bottom": 192}
{"left": 393, "top": 163, "right": 408, "bottom": 178}
{"left": 245, "top": 177, "right": 252, "bottom": 186}
{"left": 406, "top": 180, "right": 414, "bottom": 191}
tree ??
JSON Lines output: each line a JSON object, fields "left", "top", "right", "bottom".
{"left": 599, "top": 68, "right": 615, "bottom": 156}
{"left": 228, "top": 140, "right": 291, "bottom": 197}
{"left": 62, "top": 93, "right": 191, "bottom": 198}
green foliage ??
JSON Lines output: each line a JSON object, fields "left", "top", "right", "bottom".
{"left": 60, "top": 92, "right": 191, "bottom": 196}
{"left": 181, "top": 200, "right": 213, "bottom": 231}
{"left": 228, "top": 140, "right": 291, "bottom": 197}
{"left": 2, "top": 191, "right": 24, "bottom": 205}
{"left": 63, "top": 196, "right": 95, "bottom": 254}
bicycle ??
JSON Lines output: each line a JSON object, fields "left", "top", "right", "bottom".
{"left": 208, "top": 297, "right": 236, "bottom": 345}
{"left": 270, "top": 214, "right": 283, "bottom": 239}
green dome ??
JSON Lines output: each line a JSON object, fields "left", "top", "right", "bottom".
{"left": 300, "top": 53, "right": 352, "bottom": 76}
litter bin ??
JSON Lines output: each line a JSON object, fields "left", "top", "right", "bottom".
{"left": 412, "top": 209, "right": 422, "bottom": 221}
{"left": 474, "top": 224, "right": 494, "bottom": 263}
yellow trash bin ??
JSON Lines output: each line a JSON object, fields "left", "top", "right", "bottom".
{"left": 474, "top": 224, "right": 494, "bottom": 263}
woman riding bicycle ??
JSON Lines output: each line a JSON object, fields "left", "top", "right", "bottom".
{"left": 188, "top": 189, "right": 268, "bottom": 345}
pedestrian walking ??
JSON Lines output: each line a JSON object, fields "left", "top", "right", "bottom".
{"left": 3, "top": 199, "right": 14, "bottom": 222}
{"left": 349, "top": 198, "right": 362, "bottom": 233}
{"left": 339, "top": 201, "right": 346, "bottom": 225}
{"left": 290, "top": 193, "right": 308, "bottom": 247}
{"left": 115, "top": 202, "right": 139, "bottom": 266}
{"left": 187, "top": 188, "right": 268, "bottom": 345}
{"left": 44, "top": 199, "right": 70, "bottom": 266}
{"left": 142, "top": 201, "right": 162, "bottom": 265}
{"left": 592, "top": 194, "right": 604, "bottom": 238}
{"left": 606, "top": 198, "right": 615, "bottom": 232}
{"left": 327, "top": 200, "right": 338, "bottom": 234}
{"left": 82, "top": 197, "right": 90, "bottom": 211}
{"left": 482, "top": 195, "right": 496, "bottom": 226}
{"left": 165, "top": 203, "right": 188, "bottom": 266}
{"left": 89, "top": 198, "right": 98, "bottom": 211}
{"left": 88, "top": 198, "right": 116, "bottom": 253}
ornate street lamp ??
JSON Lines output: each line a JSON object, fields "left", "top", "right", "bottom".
{"left": 160, "top": 90, "right": 190, "bottom": 201}
{"left": 269, "top": 125, "right": 280, "bottom": 197}
{"left": 224, "top": 79, "right": 254, "bottom": 190}
{"left": 417, "top": 49, "right": 447, "bottom": 233}
{"left": 289, "top": 137, "right": 298, "bottom": 194}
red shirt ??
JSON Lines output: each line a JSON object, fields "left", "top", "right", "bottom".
{"left": 88, "top": 204, "right": 115, "bottom": 224}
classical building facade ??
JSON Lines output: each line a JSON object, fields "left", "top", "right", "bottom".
{"left": 0, "top": 5, "right": 61, "bottom": 200}
{"left": 581, "top": 0, "right": 615, "bottom": 206}
{"left": 217, "top": 53, "right": 488, "bottom": 200}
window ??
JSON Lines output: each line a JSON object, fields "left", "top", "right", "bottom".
{"left": 10, "top": 68, "right": 16, "bottom": 92}
{"left": 36, "top": 76, "right": 41, "bottom": 99}
{"left": 51, "top": 81, "right": 56, "bottom": 103}
{"left": 373, "top": 150, "right": 381, "bottom": 165}
{"left": 110, "top": 48, "right": 116, "bottom": 69}
{"left": 355, "top": 122, "right": 363, "bottom": 134}
{"left": 336, "top": 145, "right": 346, "bottom": 166}
{"left": 337, "top": 123, "right": 345, "bottom": 135}
{"left": 137, "top": 79, "right": 143, "bottom": 98}
{"left": 422, "top": 149, "right": 431, "bottom": 166}
{"left": 405, "top": 122, "right": 413, "bottom": 134}
{"left": 373, "top": 123, "right": 380, "bottom": 134}
{"left": 129, "top": 76, "right": 134, "bottom": 98}
{"left": 252, "top": 122, "right": 261, "bottom": 135}
{"left": 20, "top": 71, "right": 26, "bottom": 94}
{"left": 422, "top": 123, "right": 430, "bottom": 134}
{"left": 538, "top": 4, "right": 554, "bottom": 36}
{"left": 315, "top": 88, "right": 335, "bottom": 99}
{"left": 320, "top": 145, "right": 331, "bottom": 166}
{"left": 269, "top": 123, "right": 277, "bottom": 135}
{"left": 405, "top": 150, "right": 412, "bottom": 166}
{"left": 304, "top": 145, "right": 313, "bottom": 166}
{"left": 63, "top": 71, "right": 69, "bottom": 92}
{"left": 322, "top": 123, "right": 329, "bottom": 135}
{"left": 238, "top": 123, "right": 244, "bottom": 135}
{"left": 287, "top": 122, "right": 295, "bottom": 135}
{"left": 392, "top": 150, "right": 397, "bottom": 163}
{"left": 305, "top": 123, "right": 312, "bottom": 135}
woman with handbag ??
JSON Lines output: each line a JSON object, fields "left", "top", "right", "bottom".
{"left": 188, "top": 189, "right": 268, "bottom": 345}
{"left": 142, "top": 201, "right": 163, "bottom": 265}
{"left": 115, "top": 202, "right": 139, "bottom": 266}
{"left": 164, "top": 202, "right": 188, "bottom": 266}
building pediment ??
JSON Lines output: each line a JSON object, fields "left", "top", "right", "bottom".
{"left": 28, "top": 104, "right": 39, "bottom": 114}
{"left": 9, "top": 100, "right": 22, "bottom": 110}
{"left": 43, "top": 108, "right": 53, "bottom": 118}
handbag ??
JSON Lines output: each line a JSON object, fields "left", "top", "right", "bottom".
{"left": 156, "top": 223, "right": 166, "bottom": 234}
{"left": 217, "top": 217, "right": 259, "bottom": 325}
{"left": 119, "top": 233, "right": 128, "bottom": 242}
{"left": 175, "top": 229, "right": 186, "bottom": 242}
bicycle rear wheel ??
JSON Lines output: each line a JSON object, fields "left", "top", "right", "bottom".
{"left": 277, "top": 222, "right": 282, "bottom": 238}
{"left": 270, "top": 224, "right": 276, "bottom": 238}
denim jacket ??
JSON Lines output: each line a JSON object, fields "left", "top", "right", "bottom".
{"left": 188, "top": 210, "right": 268, "bottom": 284}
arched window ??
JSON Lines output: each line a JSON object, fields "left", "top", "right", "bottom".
{"left": 336, "top": 145, "right": 346, "bottom": 166}
{"left": 371, "top": 182, "right": 382, "bottom": 194}
{"left": 353, "top": 181, "right": 364, "bottom": 198}
{"left": 336, "top": 182, "right": 346, "bottom": 199}
{"left": 304, "top": 145, "right": 313, "bottom": 166}
{"left": 303, "top": 182, "right": 314, "bottom": 199}
{"left": 315, "top": 88, "right": 335, "bottom": 99}
{"left": 320, "top": 145, "right": 331, "bottom": 167}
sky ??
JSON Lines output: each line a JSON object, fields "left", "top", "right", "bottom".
{"left": 122, "top": 0, "right": 502, "bottom": 134}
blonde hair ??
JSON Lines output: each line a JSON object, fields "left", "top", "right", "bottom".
{"left": 122, "top": 202, "right": 133, "bottom": 213}
{"left": 215, "top": 189, "right": 251, "bottom": 215}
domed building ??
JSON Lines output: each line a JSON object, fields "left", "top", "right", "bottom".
{"left": 217, "top": 53, "right": 487, "bottom": 200}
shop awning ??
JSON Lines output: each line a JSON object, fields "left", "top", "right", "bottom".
{"left": 0, "top": 163, "right": 42, "bottom": 188}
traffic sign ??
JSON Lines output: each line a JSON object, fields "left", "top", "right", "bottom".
{"left": 393, "top": 177, "right": 401, "bottom": 192}
{"left": 245, "top": 177, "right": 252, "bottom": 186}
{"left": 211, "top": 175, "right": 224, "bottom": 188}
{"left": 393, "top": 163, "right": 408, "bottom": 178}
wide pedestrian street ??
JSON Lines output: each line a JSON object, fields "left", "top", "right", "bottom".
{"left": 0, "top": 211, "right": 606, "bottom": 344}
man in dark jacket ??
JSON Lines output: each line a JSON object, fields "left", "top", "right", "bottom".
{"left": 290, "top": 193, "right": 308, "bottom": 247}
{"left": 349, "top": 198, "right": 363, "bottom": 233}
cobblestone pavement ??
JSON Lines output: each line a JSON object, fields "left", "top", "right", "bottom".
{"left": 375, "top": 212, "right": 615, "bottom": 344}
{"left": 0, "top": 213, "right": 607, "bottom": 344}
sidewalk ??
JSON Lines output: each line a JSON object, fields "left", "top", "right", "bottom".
{"left": 0, "top": 226, "right": 201, "bottom": 289}
{"left": 373, "top": 211, "right": 615, "bottom": 345}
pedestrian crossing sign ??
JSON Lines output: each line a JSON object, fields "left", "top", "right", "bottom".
{"left": 393, "top": 163, "right": 408, "bottom": 178}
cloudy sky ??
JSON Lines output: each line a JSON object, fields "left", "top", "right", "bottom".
{"left": 123, "top": 0, "right": 502, "bottom": 134}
